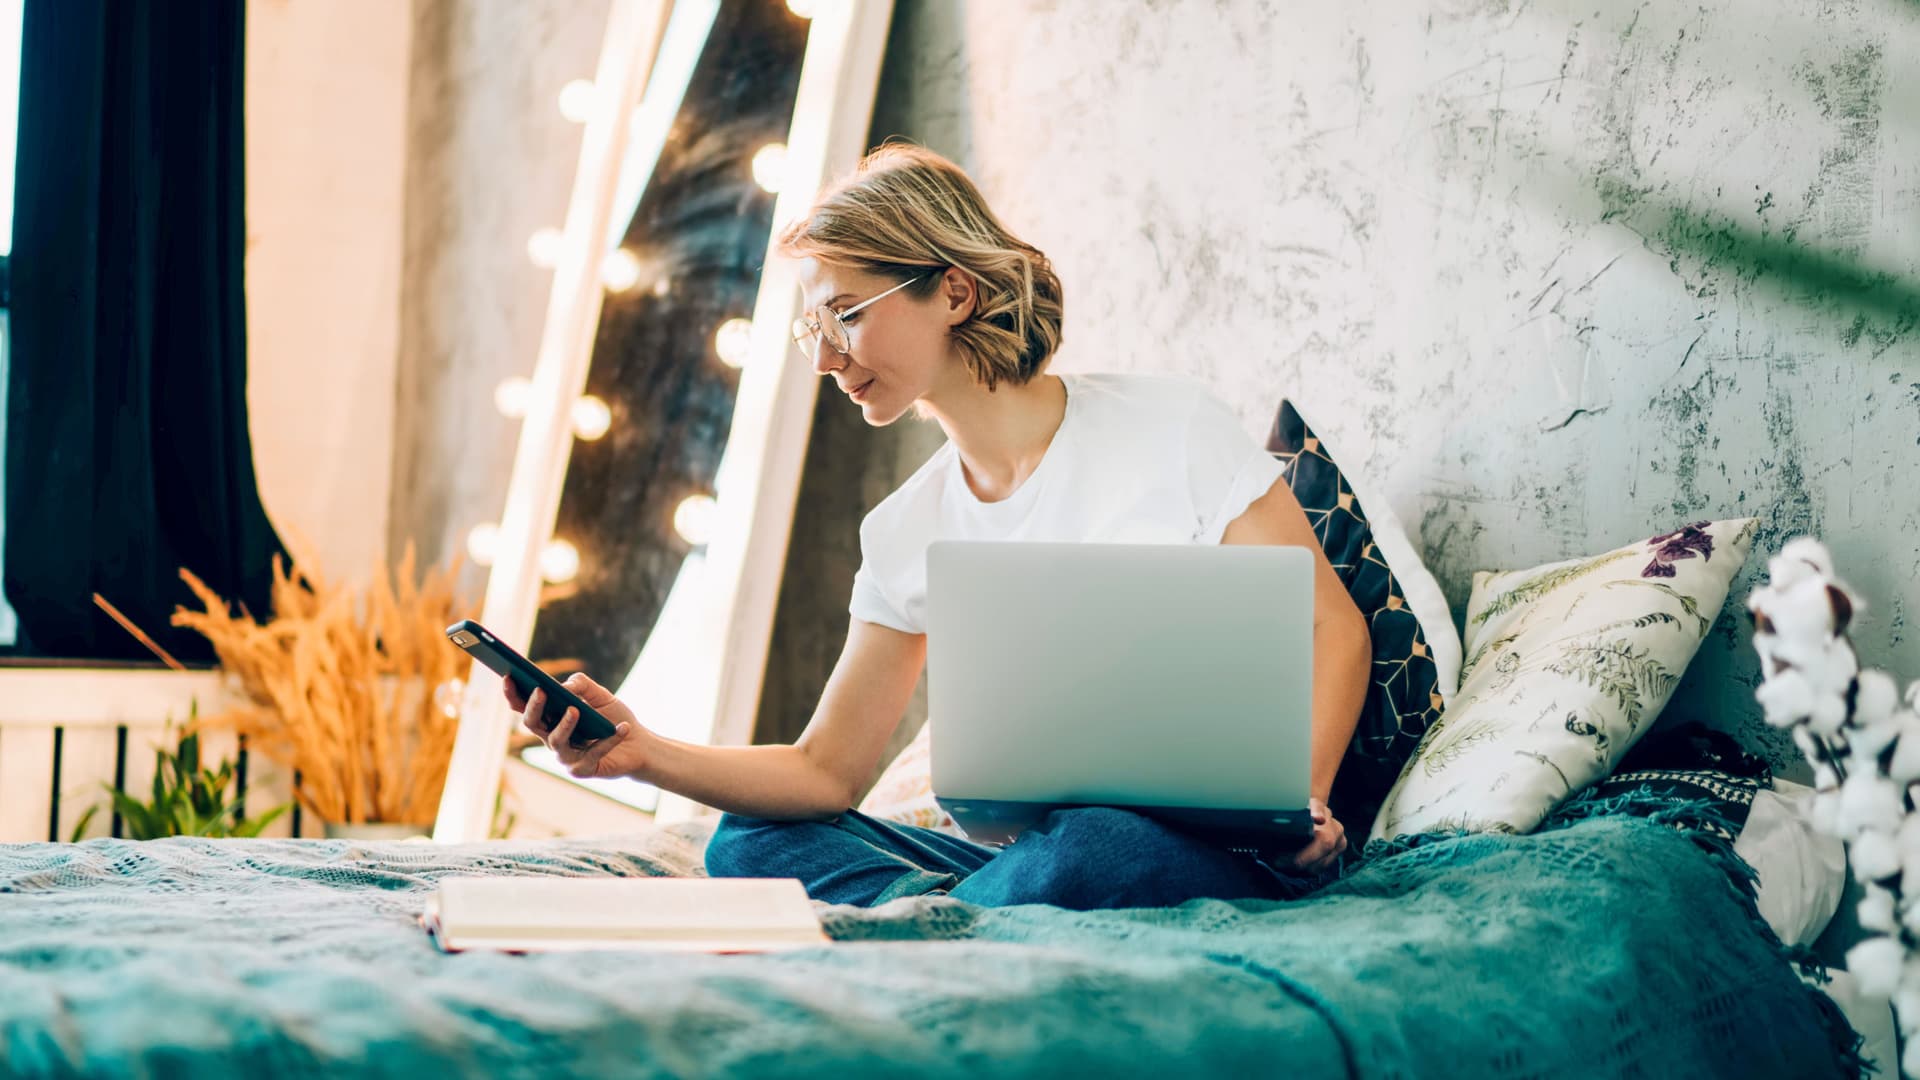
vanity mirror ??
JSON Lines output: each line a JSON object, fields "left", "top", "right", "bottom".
{"left": 434, "top": 0, "right": 895, "bottom": 841}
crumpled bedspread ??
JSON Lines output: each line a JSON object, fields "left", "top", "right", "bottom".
{"left": 0, "top": 813, "right": 1858, "bottom": 1079}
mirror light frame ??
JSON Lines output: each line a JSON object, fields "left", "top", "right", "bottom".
{"left": 434, "top": 0, "right": 896, "bottom": 842}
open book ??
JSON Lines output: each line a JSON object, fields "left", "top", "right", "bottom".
{"left": 420, "top": 875, "right": 831, "bottom": 953}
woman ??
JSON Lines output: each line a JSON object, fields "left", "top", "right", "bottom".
{"left": 509, "top": 143, "right": 1373, "bottom": 911}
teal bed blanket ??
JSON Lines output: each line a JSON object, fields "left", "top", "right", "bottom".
{"left": 0, "top": 812, "right": 1859, "bottom": 1078}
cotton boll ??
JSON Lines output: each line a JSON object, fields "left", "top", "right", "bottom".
{"left": 1904, "top": 1028, "right": 1920, "bottom": 1080}
{"left": 1896, "top": 980, "right": 1920, "bottom": 1026}
{"left": 1758, "top": 669, "right": 1817, "bottom": 728}
{"left": 1902, "top": 835, "right": 1920, "bottom": 895}
{"left": 1780, "top": 537, "right": 1836, "bottom": 579}
{"left": 1851, "top": 828, "right": 1902, "bottom": 883}
{"left": 1888, "top": 717, "right": 1920, "bottom": 783}
{"left": 1838, "top": 773, "right": 1906, "bottom": 838}
{"left": 1763, "top": 634, "right": 1827, "bottom": 674}
{"left": 1860, "top": 885, "right": 1899, "bottom": 932}
{"left": 1857, "top": 670, "right": 1901, "bottom": 726}
{"left": 1897, "top": 995, "right": 1920, "bottom": 1049}
{"left": 1902, "top": 1032, "right": 1920, "bottom": 1080}
{"left": 1765, "top": 553, "right": 1813, "bottom": 591}
{"left": 1795, "top": 728, "right": 1838, "bottom": 786}
{"left": 1809, "top": 790, "right": 1843, "bottom": 835}
{"left": 1807, "top": 693, "right": 1849, "bottom": 736}
{"left": 1809, "top": 640, "right": 1861, "bottom": 697}
{"left": 1897, "top": 813, "right": 1920, "bottom": 862}
{"left": 1812, "top": 763, "right": 1839, "bottom": 793}
{"left": 1766, "top": 576, "right": 1839, "bottom": 644}
{"left": 1849, "top": 936, "right": 1906, "bottom": 997}
{"left": 1793, "top": 723, "right": 1822, "bottom": 759}
{"left": 1899, "top": 955, "right": 1920, "bottom": 997}
{"left": 1852, "top": 718, "right": 1901, "bottom": 761}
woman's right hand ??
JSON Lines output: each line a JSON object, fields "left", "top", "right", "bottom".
{"left": 505, "top": 672, "right": 652, "bottom": 782}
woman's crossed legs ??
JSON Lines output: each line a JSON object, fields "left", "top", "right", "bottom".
{"left": 704, "top": 804, "right": 1324, "bottom": 910}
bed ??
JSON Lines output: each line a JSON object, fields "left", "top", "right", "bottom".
{"left": 0, "top": 801, "right": 1863, "bottom": 1078}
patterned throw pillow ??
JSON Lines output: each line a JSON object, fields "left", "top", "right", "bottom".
{"left": 1571, "top": 720, "right": 1774, "bottom": 843}
{"left": 1370, "top": 517, "right": 1759, "bottom": 843}
{"left": 1264, "top": 400, "right": 1463, "bottom": 832}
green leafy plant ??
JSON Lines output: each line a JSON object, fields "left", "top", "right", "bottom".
{"left": 69, "top": 702, "right": 292, "bottom": 841}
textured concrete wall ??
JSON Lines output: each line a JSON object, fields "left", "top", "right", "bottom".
{"left": 390, "top": 0, "right": 609, "bottom": 599}
{"left": 758, "top": 0, "right": 1920, "bottom": 775}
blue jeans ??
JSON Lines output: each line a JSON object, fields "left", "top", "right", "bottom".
{"left": 704, "top": 805, "right": 1331, "bottom": 910}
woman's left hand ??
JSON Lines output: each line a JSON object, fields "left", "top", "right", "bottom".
{"left": 1289, "top": 797, "right": 1347, "bottom": 873}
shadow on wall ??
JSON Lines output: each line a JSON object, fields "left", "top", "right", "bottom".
{"left": 1599, "top": 176, "right": 1920, "bottom": 350}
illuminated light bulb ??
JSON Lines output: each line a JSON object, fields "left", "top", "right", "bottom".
{"left": 467, "top": 523, "right": 501, "bottom": 567}
{"left": 571, "top": 395, "right": 612, "bottom": 441}
{"left": 540, "top": 538, "right": 581, "bottom": 584}
{"left": 713, "top": 318, "right": 753, "bottom": 369}
{"left": 751, "top": 143, "right": 789, "bottom": 194}
{"left": 601, "top": 248, "right": 641, "bottom": 292}
{"left": 526, "top": 227, "right": 564, "bottom": 268}
{"left": 558, "top": 79, "right": 599, "bottom": 123}
{"left": 494, "top": 375, "right": 533, "bottom": 419}
{"left": 786, "top": 0, "right": 818, "bottom": 17}
{"left": 673, "top": 494, "right": 718, "bottom": 547}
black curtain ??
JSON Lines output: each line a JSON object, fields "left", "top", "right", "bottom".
{"left": 5, "top": 0, "right": 285, "bottom": 663}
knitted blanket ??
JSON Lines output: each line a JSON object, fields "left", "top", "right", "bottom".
{"left": 0, "top": 809, "right": 1859, "bottom": 1078}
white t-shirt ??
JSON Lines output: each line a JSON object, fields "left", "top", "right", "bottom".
{"left": 848, "top": 371, "right": 1286, "bottom": 635}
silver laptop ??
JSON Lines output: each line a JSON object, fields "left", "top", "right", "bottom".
{"left": 925, "top": 540, "right": 1315, "bottom": 856}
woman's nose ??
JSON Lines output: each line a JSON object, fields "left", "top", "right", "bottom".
{"left": 811, "top": 345, "right": 847, "bottom": 377}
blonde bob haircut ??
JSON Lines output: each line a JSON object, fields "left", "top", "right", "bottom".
{"left": 776, "top": 142, "right": 1064, "bottom": 394}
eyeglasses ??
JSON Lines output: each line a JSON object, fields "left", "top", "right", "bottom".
{"left": 791, "top": 275, "right": 924, "bottom": 364}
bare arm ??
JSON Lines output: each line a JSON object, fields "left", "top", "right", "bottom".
{"left": 625, "top": 617, "right": 927, "bottom": 821}
{"left": 1221, "top": 473, "right": 1373, "bottom": 803}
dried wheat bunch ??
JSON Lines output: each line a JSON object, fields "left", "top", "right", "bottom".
{"left": 170, "top": 543, "right": 475, "bottom": 826}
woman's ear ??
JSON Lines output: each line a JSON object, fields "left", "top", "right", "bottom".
{"left": 940, "top": 266, "right": 977, "bottom": 327}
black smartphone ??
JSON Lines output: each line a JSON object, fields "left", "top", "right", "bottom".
{"left": 445, "top": 619, "right": 619, "bottom": 746}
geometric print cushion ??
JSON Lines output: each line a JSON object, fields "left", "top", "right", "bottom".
{"left": 1265, "top": 399, "right": 1459, "bottom": 832}
{"left": 1370, "top": 517, "right": 1758, "bottom": 843}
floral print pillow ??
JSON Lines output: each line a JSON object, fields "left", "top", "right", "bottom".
{"left": 1370, "top": 518, "right": 1759, "bottom": 843}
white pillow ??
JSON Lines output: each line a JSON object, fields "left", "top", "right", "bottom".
{"left": 1736, "top": 777, "right": 1847, "bottom": 949}
{"left": 1320, "top": 427, "right": 1462, "bottom": 705}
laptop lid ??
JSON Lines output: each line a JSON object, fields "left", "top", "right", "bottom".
{"left": 924, "top": 540, "right": 1314, "bottom": 813}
